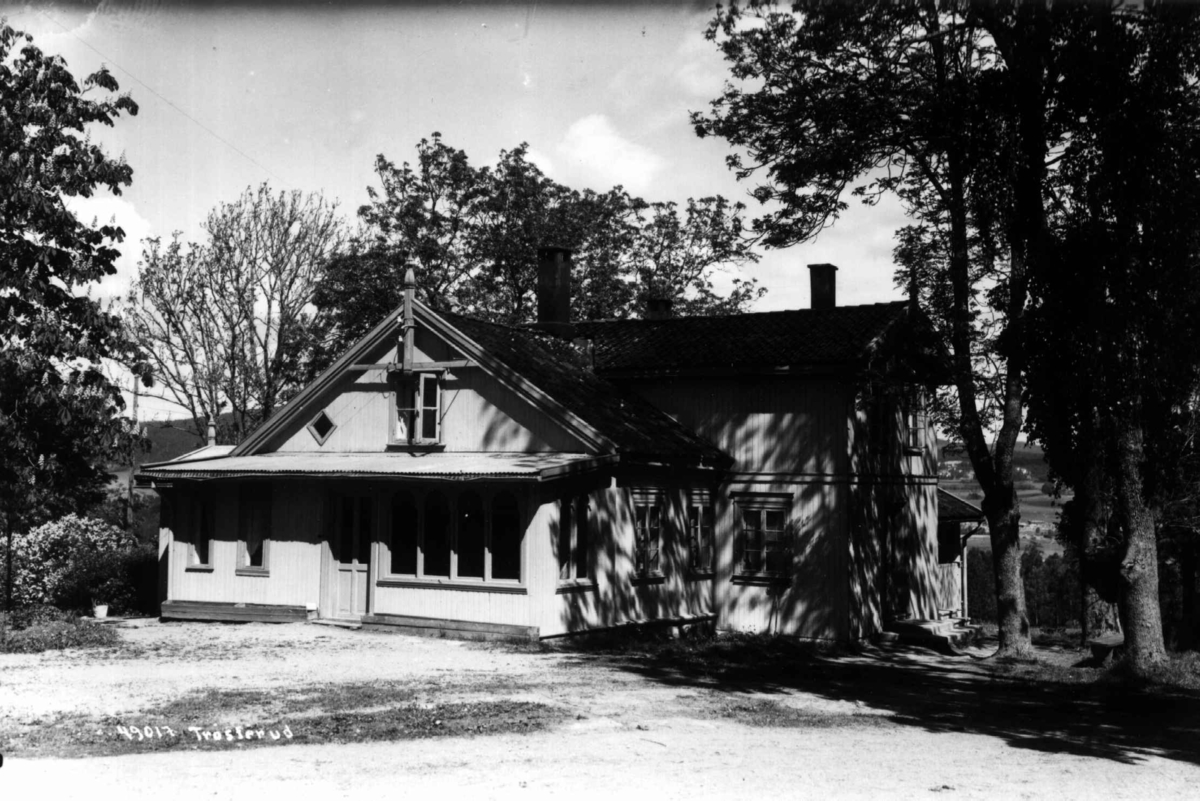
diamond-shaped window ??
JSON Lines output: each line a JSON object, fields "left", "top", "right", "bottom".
{"left": 308, "top": 410, "right": 337, "bottom": 445}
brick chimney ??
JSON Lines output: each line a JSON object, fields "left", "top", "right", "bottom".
{"left": 534, "top": 246, "right": 574, "bottom": 337}
{"left": 645, "top": 296, "right": 674, "bottom": 320}
{"left": 808, "top": 263, "right": 838, "bottom": 310}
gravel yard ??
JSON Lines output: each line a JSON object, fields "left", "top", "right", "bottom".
{"left": 2, "top": 619, "right": 1198, "bottom": 800}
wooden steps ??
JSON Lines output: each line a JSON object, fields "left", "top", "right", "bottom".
{"left": 361, "top": 613, "right": 538, "bottom": 644}
{"left": 161, "top": 600, "right": 309, "bottom": 623}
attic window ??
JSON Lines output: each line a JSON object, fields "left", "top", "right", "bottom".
{"left": 307, "top": 410, "right": 337, "bottom": 445}
{"left": 389, "top": 371, "right": 442, "bottom": 447}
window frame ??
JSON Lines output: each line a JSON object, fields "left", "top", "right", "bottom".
{"left": 732, "top": 493, "right": 792, "bottom": 583}
{"left": 388, "top": 370, "right": 444, "bottom": 448}
{"left": 557, "top": 493, "right": 592, "bottom": 587}
{"left": 904, "top": 387, "right": 927, "bottom": 454}
{"left": 186, "top": 488, "right": 215, "bottom": 572}
{"left": 236, "top": 485, "right": 272, "bottom": 577}
{"left": 378, "top": 486, "right": 526, "bottom": 591}
{"left": 631, "top": 491, "right": 664, "bottom": 579}
{"left": 306, "top": 409, "right": 338, "bottom": 446}
{"left": 687, "top": 490, "right": 715, "bottom": 576}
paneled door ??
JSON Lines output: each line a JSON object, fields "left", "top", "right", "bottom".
{"left": 332, "top": 495, "right": 372, "bottom": 620}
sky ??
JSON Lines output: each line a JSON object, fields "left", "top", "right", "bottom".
{"left": 4, "top": 0, "right": 910, "bottom": 420}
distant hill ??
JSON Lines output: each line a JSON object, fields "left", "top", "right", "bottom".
{"left": 940, "top": 440, "right": 1052, "bottom": 485}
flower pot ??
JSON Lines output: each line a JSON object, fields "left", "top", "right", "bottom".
{"left": 93, "top": 604, "right": 109, "bottom": 619}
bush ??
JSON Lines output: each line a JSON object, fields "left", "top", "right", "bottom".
{"left": 0, "top": 514, "right": 155, "bottom": 615}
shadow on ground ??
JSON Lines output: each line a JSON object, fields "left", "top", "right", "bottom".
{"left": 554, "top": 634, "right": 1200, "bottom": 767}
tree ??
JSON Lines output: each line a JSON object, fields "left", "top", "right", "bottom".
{"left": 124, "top": 185, "right": 346, "bottom": 443}
{"left": 309, "top": 134, "right": 763, "bottom": 375}
{"left": 0, "top": 21, "right": 149, "bottom": 609}
{"left": 692, "top": 0, "right": 1068, "bottom": 656}
{"left": 1024, "top": 5, "right": 1200, "bottom": 669}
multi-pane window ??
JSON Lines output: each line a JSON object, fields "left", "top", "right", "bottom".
{"left": 735, "top": 498, "right": 791, "bottom": 578}
{"left": 688, "top": 502, "right": 714, "bottom": 573}
{"left": 390, "top": 491, "right": 419, "bottom": 575}
{"left": 905, "top": 388, "right": 926, "bottom": 451}
{"left": 633, "top": 502, "right": 661, "bottom": 576}
{"left": 457, "top": 491, "right": 485, "bottom": 579}
{"left": 237, "top": 486, "right": 272, "bottom": 574}
{"left": 423, "top": 491, "right": 452, "bottom": 577}
{"left": 190, "top": 491, "right": 214, "bottom": 568}
{"left": 391, "top": 372, "right": 442, "bottom": 446}
{"left": 557, "top": 494, "right": 590, "bottom": 582}
{"left": 492, "top": 492, "right": 522, "bottom": 581}
{"left": 385, "top": 488, "right": 523, "bottom": 583}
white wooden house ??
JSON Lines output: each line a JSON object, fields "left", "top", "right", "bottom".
{"left": 138, "top": 251, "right": 955, "bottom": 642}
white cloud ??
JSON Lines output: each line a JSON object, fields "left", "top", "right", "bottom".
{"left": 556, "top": 114, "right": 665, "bottom": 195}
{"left": 672, "top": 28, "right": 728, "bottom": 100}
{"left": 64, "top": 194, "right": 155, "bottom": 303}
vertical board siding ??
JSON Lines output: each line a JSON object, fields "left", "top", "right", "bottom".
{"left": 718, "top": 479, "right": 847, "bottom": 640}
{"left": 536, "top": 484, "right": 714, "bottom": 638}
{"left": 268, "top": 326, "right": 584, "bottom": 454}
{"left": 170, "top": 481, "right": 322, "bottom": 607}
{"left": 627, "top": 378, "right": 849, "bottom": 476}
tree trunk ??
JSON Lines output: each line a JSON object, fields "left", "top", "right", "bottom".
{"left": 985, "top": 485, "right": 1033, "bottom": 657}
{"left": 5, "top": 517, "right": 13, "bottom": 613}
{"left": 1076, "top": 439, "right": 1122, "bottom": 644}
{"left": 1113, "top": 419, "right": 1167, "bottom": 671}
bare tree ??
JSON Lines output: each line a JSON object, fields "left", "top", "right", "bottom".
{"left": 124, "top": 184, "right": 346, "bottom": 443}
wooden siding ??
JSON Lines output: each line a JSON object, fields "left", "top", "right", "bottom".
{"left": 625, "top": 377, "right": 850, "bottom": 476}
{"left": 716, "top": 479, "right": 848, "bottom": 640}
{"left": 169, "top": 481, "right": 323, "bottom": 608}
{"left": 534, "top": 480, "right": 715, "bottom": 638}
{"left": 267, "top": 327, "right": 584, "bottom": 454}
{"left": 368, "top": 483, "right": 538, "bottom": 627}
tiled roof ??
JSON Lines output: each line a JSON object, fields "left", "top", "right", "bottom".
{"left": 938, "top": 489, "right": 986, "bottom": 523}
{"left": 139, "top": 452, "right": 609, "bottom": 481}
{"left": 573, "top": 302, "right": 910, "bottom": 374}
{"left": 440, "top": 311, "right": 729, "bottom": 466}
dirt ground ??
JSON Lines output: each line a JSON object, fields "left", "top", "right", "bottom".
{"left": 2, "top": 619, "right": 1198, "bottom": 800}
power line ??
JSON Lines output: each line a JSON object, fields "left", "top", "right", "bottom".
{"left": 38, "top": 10, "right": 292, "bottom": 189}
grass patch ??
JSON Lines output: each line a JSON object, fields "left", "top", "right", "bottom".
{"left": 0, "top": 607, "right": 119, "bottom": 654}
{"left": 718, "top": 698, "right": 893, "bottom": 730}
{"left": 1, "top": 680, "right": 563, "bottom": 758}
{"left": 1103, "top": 652, "right": 1200, "bottom": 692}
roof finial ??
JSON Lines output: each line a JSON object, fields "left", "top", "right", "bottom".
{"left": 402, "top": 264, "right": 416, "bottom": 371}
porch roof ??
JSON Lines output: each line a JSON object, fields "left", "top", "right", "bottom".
{"left": 938, "top": 488, "right": 986, "bottom": 523}
{"left": 137, "top": 452, "right": 614, "bottom": 483}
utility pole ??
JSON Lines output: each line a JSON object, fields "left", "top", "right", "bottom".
{"left": 126, "top": 374, "right": 140, "bottom": 536}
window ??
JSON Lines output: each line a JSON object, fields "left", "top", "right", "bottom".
{"left": 457, "top": 491, "right": 485, "bottom": 579}
{"left": 633, "top": 501, "right": 661, "bottom": 577}
{"left": 491, "top": 492, "right": 522, "bottom": 581}
{"left": 687, "top": 499, "right": 714, "bottom": 574}
{"left": 390, "top": 371, "right": 442, "bottom": 446}
{"left": 905, "top": 388, "right": 926, "bottom": 451}
{"left": 734, "top": 495, "right": 791, "bottom": 579}
{"left": 384, "top": 488, "right": 523, "bottom": 584}
{"left": 423, "top": 491, "right": 451, "bottom": 577}
{"left": 307, "top": 409, "right": 337, "bottom": 446}
{"left": 189, "top": 490, "right": 214, "bottom": 569}
{"left": 390, "top": 491, "right": 418, "bottom": 575}
{"left": 237, "top": 486, "right": 272, "bottom": 575}
{"left": 557, "top": 494, "right": 590, "bottom": 583}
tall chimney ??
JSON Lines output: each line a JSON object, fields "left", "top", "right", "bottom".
{"left": 808, "top": 263, "right": 838, "bottom": 310}
{"left": 535, "top": 246, "right": 574, "bottom": 337}
{"left": 206, "top": 415, "right": 216, "bottom": 448}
